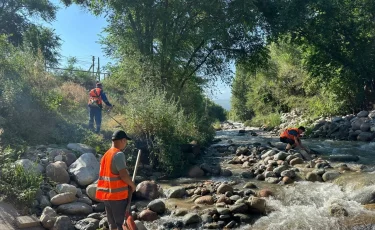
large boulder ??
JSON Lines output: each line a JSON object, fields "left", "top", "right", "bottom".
{"left": 75, "top": 218, "right": 99, "bottom": 230}
{"left": 86, "top": 184, "right": 101, "bottom": 202}
{"left": 187, "top": 165, "right": 205, "bottom": 178}
{"left": 357, "top": 132, "right": 374, "bottom": 142}
{"left": 165, "top": 186, "right": 186, "bottom": 198}
{"left": 357, "top": 111, "right": 369, "bottom": 118}
{"left": 68, "top": 153, "right": 99, "bottom": 186}
{"left": 15, "top": 159, "right": 44, "bottom": 175}
{"left": 56, "top": 184, "right": 77, "bottom": 196}
{"left": 48, "top": 149, "right": 77, "bottom": 167}
{"left": 220, "top": 169, "right": 233, "bottom": 177}
{"left": 56, "top": 202, "right": 93, "bottom": 215}
{"left": 194, "top": 195, "right": 214, "bottom": 205}
{"left": 46, "top": 162, "right": 70, "bottom": 184}
{"left": 217, "top": 184, "right": 233, "bottom": 194}
{"left": 135, "top": 220, "right": 148, "bottom": 230}
{"left": 322, "top": 171, "right": 340, "bottom": 182}
{"left": 51, "top": 192, "right": 77, "bottom": 206}
{"left": 53, "top": 216, "right": 74, "bottom": 230}
{"left": 40, "top": 207, "right": 57, "bottom": 229}
{"left": 136, "top": 181, "right": 161, "bottom": 200}
{"left": 183, "top": 213, "right": 201, "bottom": 225}
{"left": 67, "top": 143, "right": 95, "bottom": 155}
{"left": 147, "top": 199, "right": 166, "bottom": 214}
{"left": 360, "top": 123, "right": 371, "bottom": 132}
{"left": 139, "top": 210, "right": 158, "bottom": 221}
{"left": 248, "top": 197, "right": 266, "bottom": 214}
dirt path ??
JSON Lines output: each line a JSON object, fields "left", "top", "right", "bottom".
{"left": 0, "top": 201, "right": 44, "bottom": 230}
{"left": 0, "top": 201, "right": 18, "bottom": 230}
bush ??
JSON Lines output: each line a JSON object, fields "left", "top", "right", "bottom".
{"left": 108, "top": 83, "right": 214, "bottom": 176}
{"left": 248, "top": 113, "right": 282, "bottom": 129}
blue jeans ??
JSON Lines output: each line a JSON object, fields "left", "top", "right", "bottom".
{"left": 88, "top": 106, "right": 102, "bottom": 133}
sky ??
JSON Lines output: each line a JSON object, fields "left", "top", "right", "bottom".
{"left": 45, "top": 1, "right": 232, "bottom": 110}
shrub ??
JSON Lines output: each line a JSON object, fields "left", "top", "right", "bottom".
{"left": 249, "top": 113, "right": 282, "bottom": 129}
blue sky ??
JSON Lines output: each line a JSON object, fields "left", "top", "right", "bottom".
{"left": 45, "top": 0, "right": 232, "bottom": 109}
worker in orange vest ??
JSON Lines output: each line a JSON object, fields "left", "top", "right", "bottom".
{"left": 280, "top": 126, "right": 306, "bottom": 151}
{"left": 96, "top": 130, "right": 136, "bottom": 230}
{"left": 88, "top": 82, "right": 113, "bottom": 133}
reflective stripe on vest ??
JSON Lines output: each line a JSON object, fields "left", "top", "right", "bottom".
{"left": 96, "top": 147, "right": 129, "bottom": 200}
{"left": 88, "top": 88, "right": 103, "bottom": 105}
{"left": 280, "top": 128, "right": 300, "bottom": 139}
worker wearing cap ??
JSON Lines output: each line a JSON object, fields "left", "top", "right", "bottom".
{"left": 96, "top": 130, "right": 136, "bottom": 230}
{"left": 88, "top": 82, "right": 113, "bottom": 133}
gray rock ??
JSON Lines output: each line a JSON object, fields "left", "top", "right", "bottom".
{"left": 248, "top": 197, "right": 266, "bottom": 214}
{"left": 360, "top": 123, "right": 371, "bottom": 132}
{"left": 349, "top": 187, "right": 375, "bottom": 205}
{"left": 241, "top": 171, "right": 254, "bottom": 178}
{"left": 357, "top": 132, "right": 374, "bottom": 142}
{"left": 51, "top": 192, "right": 77, "bottom": 206}
{"left": 200, "top": 163, "right": 212, "bottom": 174}
{"left": 147, "top": 199, "right": 166, "bottom": 214}
{"left": 290, "top": 158, "right": 304, "bottom": 165}
{"left": 217, "top": 207, "right": 230, "bottom": 215}
{"left": 99, "top": 218, "right": 108, "bottom": 230}
{"left": 261, "top": 150, "right": 277, "bottom": 159}
{"left": 369, "top": 110, "right": 375, "bottom": 119}
{"left": 56, "top": 202, "right": 93, "bottom": 215}
{"left": 265, "top": 177, "right": 279, "bottom": 184}
{"left": 281, "top": 170, "right": 296, "bottom": 178}
{"left": 329, "top": 204, "right": 349, "bottom": 217}
{"left": 225, "top": 221, "right": 236, "bottom": 229}
{"left": 188, "top": 165, "right": 205, "bottom": 178}
{"left": 313, "top": 169, "right": 326, "bottom": 176}
{"left": 256, "top": 174, "right": 265, "bottom": 181}
{"left": 136, "top": 181, "right": 161, "bottom": 200}
{"left": 75, "top": 218, "right": 99, "bottom": 230}
{"left": 87, "top": 213, "right": 102, "bottom": 220}
{"left": 67, "top": 143, "right": 95, "bottom": 155}
{"left": 46, "top": 162, "right": 70, "bottom": 184}
{"left": 220, "top": 169, "right": 232, "bottom": 177}
{"left": 322, "top": 171, "right": 340, "bottom": 181}
{"left": 52, "top": 216, "right": 74, "bottom": 230}
{"left": 201, "top": 214, "right": 213, "bottom": 223}
{"left": 15, "top": 159, "right": 44, "bottom": 176}
{"left": 172, "top": 209, "right": 188, "bottom": 216}
{"left": 357, "top": 111, "right": 369, "bottom": 118}
{"left": 217, "top": 184, "right": 233, "bottom": 194}
{"left": 243, "top": 182, "right": 257, "bottom": 189}
{"left": 229, "top": 203, "right": 248, "bottom": 214}
{"left": 56, "top": 184, "right": 77, "bottom": 196}
{"left": 165, "top": 186, "right": 186, "bottom": 198}
{"left": 39, "top": 195, "right": 51, "bottom": 208}
{"left": 183, "top": 213, "right": 201, "bottom": 225}
{"left": 264, "top": 171, "right": 277, "bottom": 178}
{"left": 229, "top": 195, "right": 241, "bottom": 201}
{"left": 48, "top": 190, "right": 57, "bottom": 200}
{"left": 305, "top": 172, "right": 322, "bottom": 182}
{"left": 86, "top": 184, "right": 101, "bottom": 202}
{"left": 40, "top": 206, "right": 57, "bottom": 229}
{"left": 273, "top": 165, "right": 289, "bottom": 175}
{"left": 274, "top": 152, "right": 288, "bottom": 161}
{"left": 77, "top": 196, "right": 93, "bottom": 206}
{"left": 68, "top": 153, "right": 99, "bottom": 186}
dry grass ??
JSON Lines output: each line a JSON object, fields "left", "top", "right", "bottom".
{"left": 56, "top": 81, "right": 88, "bottom": 106}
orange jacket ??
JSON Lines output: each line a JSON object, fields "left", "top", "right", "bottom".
{"left": 96, "top": 147, "right": 129, "bottom": 200}
{"left": 280, "top": 128, "right": 300, "bottom": 139}
{"left": 88, "top": 88, "right": 103, "bottom": 106}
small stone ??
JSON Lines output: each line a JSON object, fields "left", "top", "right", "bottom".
{"left": 225, "top": 220, "right": 236, "bottom": 229}
{"left": 241, "top": 171, "right": 254, "bottom": 178}
{"left": 53, "top": 216, "right": 74, "bottom": 230}
{"left": 194, "top": 195, "right": 214, "bottom": 205}
{"left": 265, "top": 177, "right": 279, "bottom": 184}
{"left": 217, "top": 207, "right": 230, "bottom": 215}
{"left": 183, "top": 213, "right": 201, "bottom": 225}
{"left": 220, "top": 169, "right": 233, "bottom": 177}
{"left": 201, "top": 214, "right": 213, "bottom": 223}
{"left": 243, "top": 183, "right": 257, "bottom": 189}
{"left": 172, "top": 209, "right": 188, "bottom": 216}
{"left": 139, "top": 210, "right": 158, "bottom": 221}
{"left": 248, "top": 197, "right": 266, "bottom": 214}
{"left": 147, "top": 199, "right": 166, "bottom": 214}
{"left": 290, "top": 158, "right": 304, "bottom": 165}
{"left": 305, "top": 172, "right": 323, "bottom": 182}
{"left": 51, "top": 192, "right": 77, "bottom": 206}
{"left": 258, "top": 189, "right": 273, "bottom": 197}
{"left": 281, "top": 170, "right": 296, "bottom": 178}
{"left": 282, "top": 177, "right": 294, "bottom": 184}
{"left": 229, "top": 203, "right": 248, "bottom": 214}
{"left": 217, "top": 184, "right": 233, "bottom": 194}
{"left": 329, "top": 204, "right": 349, "bottom": 217}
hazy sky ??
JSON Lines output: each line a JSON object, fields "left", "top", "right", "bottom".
{"left": 44, "top": 0, "right": 232, "bottom": 109}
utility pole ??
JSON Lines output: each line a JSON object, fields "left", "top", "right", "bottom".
{"left": 92, "top": 56, "right": 95, "bottom": 79}
{"left": 97, "top": 57, "right": 100, "bottom": 82}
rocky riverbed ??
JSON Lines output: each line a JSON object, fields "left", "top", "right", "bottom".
{"left": 5, "top": 123, "right": 375, "bottom": 230}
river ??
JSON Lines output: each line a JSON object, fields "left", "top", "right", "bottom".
{"left": 144, "top": 123, "right": 375, "bottom": 230}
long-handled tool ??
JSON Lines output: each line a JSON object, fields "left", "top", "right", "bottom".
{"left": 123, "top": 149, "right": 142, "bottom": 230}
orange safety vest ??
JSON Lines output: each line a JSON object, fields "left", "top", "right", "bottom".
{"left": 96, "top": 147, "right": 129, "bottom": 200}
{"left": 88, "top": 88, "right": 103, "bottom": 107}
{"left": 280, "top": 128, "right": 300, "bottom": 139}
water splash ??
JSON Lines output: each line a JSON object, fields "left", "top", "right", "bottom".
{"left": 250, "top": 182, "right": 375, "bottom": 230}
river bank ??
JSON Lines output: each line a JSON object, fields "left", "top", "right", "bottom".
{"left": 1, "top": 123, "right": 375, "bottom": 230}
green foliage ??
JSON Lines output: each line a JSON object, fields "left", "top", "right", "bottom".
{"left": 248, "top": 113, "right": 282, "bottom": 129}
{"left": 0, "top": 0, "right": 60, "bottom": 65}
{"left": 110, "top": 83, "right": 214, "bottom": 175}
{"left": 0, "top": 163, "right": 43, "bottom": 207}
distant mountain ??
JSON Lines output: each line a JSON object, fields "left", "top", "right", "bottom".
{"left": 213, "top": 99, "right": 231, "bottom": 110}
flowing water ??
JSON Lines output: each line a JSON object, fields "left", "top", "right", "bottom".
{"left": 145, "top": 124, "right": 375, "bottom": 230}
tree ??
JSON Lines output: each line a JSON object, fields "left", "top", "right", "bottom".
{"left": 64, "top": 0, "right": 268, "bottom": 93}
{"left": 0, "top": 0, "right": 60, "bottom": 65}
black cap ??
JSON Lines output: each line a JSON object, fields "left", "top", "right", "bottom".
{"left": 112, "top": 130, "right": 132, "bottom": 141}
